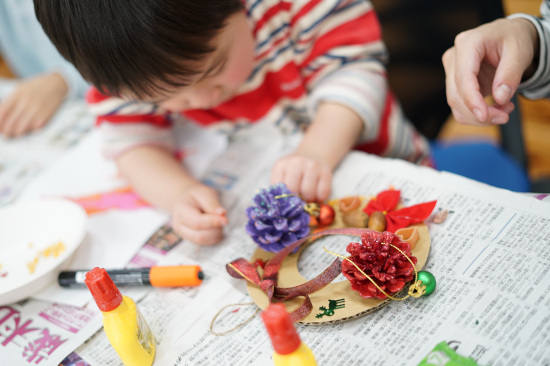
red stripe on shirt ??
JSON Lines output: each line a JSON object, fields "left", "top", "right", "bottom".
{"left": 298, "top": 10, "right": 381, "bottom": 69}
{"left": 96, "top": 114, "right": 172, "bottom": 128}
{"left": 184, "top": 62, "right": 306, "bottom": 125}
{"left": 253, "top": 1, "right": 292, "bottom": 36}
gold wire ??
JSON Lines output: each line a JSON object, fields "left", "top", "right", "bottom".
{"left": 274, "top": 193, "right": 297, "bottom": 199}
{"left": 323, "top": 243, "right": 424, "bottom": 301}
{"left": 227, "top": 263, "right": 256, "bottom": 284}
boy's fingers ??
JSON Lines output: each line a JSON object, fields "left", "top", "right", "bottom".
{"left": 193, "top": 189, "right": 226, "bottom": 219}
{"left": 270, "top": 164, "right": 284, "bottom": 186}
{"left": 176, "top": 204, "right": 226, "bottom": 229}
{"left": 172, "top": 223, "right": 223, "bottom": 246}
{"left": 315, "top": 170, "right": 332, "bottom": 202}
{"left": 282, "top": 167, "right": 302, "bottom": 195}
{"left": 300, "top": 168, "right": 319, "bottom": 202}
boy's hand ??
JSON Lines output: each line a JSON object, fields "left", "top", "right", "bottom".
{"left": 271, "top": 153, "right": 332, "bottom": 203}
{"left": 171, "top": 182, "right": 228, "bottom": 246}
{"left": 0, "top": 73, "right": 68, "bottom": 137}
{"left": 442, "top": 18, "right": 538, "bottom": 126}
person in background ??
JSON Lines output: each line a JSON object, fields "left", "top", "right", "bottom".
{"left": 34, "top": 0, "right": 431, "bottom": 245}
{"left": 0, "top": 0, "right": 88, "bottom": 137}
{"left": 443, "top": 0, "right": 550, "bottom": 126}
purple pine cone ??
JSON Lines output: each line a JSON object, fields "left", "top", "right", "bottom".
{"left": 245, "top": 183, "right": 310, "bottom": 252}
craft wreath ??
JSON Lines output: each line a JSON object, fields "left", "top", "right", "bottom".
{"left": 227, "top": 225, "right": 432, "bottom": 324}
{"left": 234, "top": 185, "right": 437, "bottom": 324}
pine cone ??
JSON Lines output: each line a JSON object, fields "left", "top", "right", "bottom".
{"left": 342, "top": 231, "right": 417, "bottom": 299}
{"left": 245, "top": 183, "right": 310, "bottom": 252}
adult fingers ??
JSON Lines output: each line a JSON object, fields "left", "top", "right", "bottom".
{"left": 486, "top": 102, "right": 515, "bottom": 124}
{"left": 444, "top": 48, "right": 487, "bottom": 124}
{"left": 451, "top": 32, "right": 490, "bottom": 122}
{"left": 446, "top": 65, "right": 489, "bottom": 126}
{"left": 491, "top": 55, "right": 525, "bottom": 106}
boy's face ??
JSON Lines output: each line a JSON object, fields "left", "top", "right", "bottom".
{"left": 138, "top": 11, "right": 255, "bottom": 111}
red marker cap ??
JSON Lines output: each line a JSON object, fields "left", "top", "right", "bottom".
{"left": 84, "top": 267, "right": 123, "bottom": 312}
{"left": 261, "top": 303, "right": 301, "bottom": 355}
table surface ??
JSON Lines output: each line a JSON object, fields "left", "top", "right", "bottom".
{"left": 1, "top": 93, "right": 550, "bottom": 366}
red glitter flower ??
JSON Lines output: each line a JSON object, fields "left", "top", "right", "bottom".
{"left": 342, "top": 231, "right": 417, "bottom": 299}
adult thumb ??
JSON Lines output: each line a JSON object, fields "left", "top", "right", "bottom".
{"left": 492, "top": 56, "right": 525, "bottom": 105}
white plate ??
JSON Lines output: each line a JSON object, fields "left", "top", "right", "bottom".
{"left": 0, "top": 199, "right": 87, "bottom": 305}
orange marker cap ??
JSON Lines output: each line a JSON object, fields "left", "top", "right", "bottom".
{"left": 149, "top": 265, "right": 203, "bottom": 287}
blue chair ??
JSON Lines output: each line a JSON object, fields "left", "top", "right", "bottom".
{"left": 431, "top": 95, "right": 549, "bottom": 193}
{"left": 430, "top": 139, "right": 531, "bottom": 192}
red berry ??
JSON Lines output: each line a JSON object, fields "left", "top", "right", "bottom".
{"left": 253, "top": 259, "right": 266, "bottom": 269}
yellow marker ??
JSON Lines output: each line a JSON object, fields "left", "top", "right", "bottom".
{"left": 85, "top": 267, "right": 156, "bottom": 366}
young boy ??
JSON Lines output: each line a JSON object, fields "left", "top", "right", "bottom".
{"left": 35, "top": 0, "right": 430, "bottom": 245}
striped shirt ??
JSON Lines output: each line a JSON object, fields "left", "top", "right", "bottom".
{"left": 514, "top": 0, "right": 550, "bottom": 99}
{"left": 87, "top": 0, "right": 431, "bottom": 164}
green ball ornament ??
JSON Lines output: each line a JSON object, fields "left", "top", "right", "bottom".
{"left": 417, "top": 271, "right": 436, "bottom": 296}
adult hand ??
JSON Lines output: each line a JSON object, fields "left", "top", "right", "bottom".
{"left": 0, "top": 72, "right": 68, "bottom": 137}
{"left": 271, "top": 152, "right": 332, "bottom": 203}
{"left": 171, "top": 182, "right": 228, "bottom": 245}
{"left": 442, "top": 18, "right": 539, "bottom": 126}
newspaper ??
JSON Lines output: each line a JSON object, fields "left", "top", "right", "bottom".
{"left": 71, "top": 124, "right": 550, "bottom": 366}
{"left": 2, "top": 79, "right": 549, "bottom": 364}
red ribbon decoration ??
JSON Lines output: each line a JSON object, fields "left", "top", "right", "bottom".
{"left": 363, "top": 189, "right": 437, "bottom": 233}
{"left": 226, "top": 227, "right": 375, "bottom": 322}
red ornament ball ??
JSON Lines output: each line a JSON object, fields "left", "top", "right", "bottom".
{"left": 318, "top": 204, "right": 335, "bottom": 226}
{"left": 342, "top": 231, "right": 417, "bottom": 299}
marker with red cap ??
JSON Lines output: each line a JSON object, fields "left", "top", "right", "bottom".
{"left": 261, "top": 303, "right": 317, "bottom": 366}
{"left": 85, "top": 267, "right": 156, "bottom": 366}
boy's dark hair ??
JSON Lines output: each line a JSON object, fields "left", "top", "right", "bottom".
{"left": 34, "top": 0, "right": 244, "bottom": 98}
